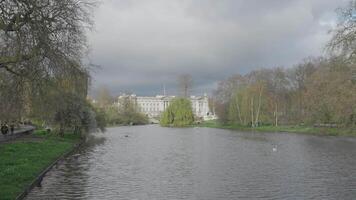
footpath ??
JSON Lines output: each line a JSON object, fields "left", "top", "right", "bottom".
{"left": 0, "top": 126, "right": 35, "bottom": 143}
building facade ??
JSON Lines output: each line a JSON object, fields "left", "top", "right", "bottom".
{"left": 118, "top": 94, "right": 214, "bottom": 120}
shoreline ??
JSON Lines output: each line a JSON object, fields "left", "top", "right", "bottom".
{"left": 0, "top": 130, "right": 83, "bottom": 200}
{"left": 105, "top": 123, "right": 152, "bottom": 128}
{"left": 196, "top": 120, "right": 356, "bottom": 137}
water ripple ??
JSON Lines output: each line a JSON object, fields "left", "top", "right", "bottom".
{"left": 26, "top": 126, "right": 356, "bottom": 200}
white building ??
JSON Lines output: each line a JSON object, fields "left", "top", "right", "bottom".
{"left": 118, "top": 94, "right": 215, "bottom": 120}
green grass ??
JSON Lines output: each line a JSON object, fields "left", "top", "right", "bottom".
{"left": 0, "top": 130, "right": 81, "bottom": 200}
{"left": 196, "top": 120, "right": 356, "bottom": 136}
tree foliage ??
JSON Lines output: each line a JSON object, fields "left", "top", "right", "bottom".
{"left": 116, "top": 97, "right": 149, "bottom": 125}
{"left": 0, "top": 0, "right": 104, "bottom": 135}
{"left": 27, "top": 71, "right": 106, "bottom": 135}
{"left": 160, "top": 98, "right": 194, "bottom": 127}
{"left": 328, "top": 1, "right": 356, "bottom": 62}
{"left": 0, "top": 0, "right": 94, "bottom": 77}
{"left": 214, "top": 57, "right": 356, "bottom": 128}
{"left": 95, "top": 93, "right": 149, "bottom": 126}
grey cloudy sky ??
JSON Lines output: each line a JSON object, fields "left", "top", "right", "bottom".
{"left": 88, "top": 0, "right": 349, "bottom": 96}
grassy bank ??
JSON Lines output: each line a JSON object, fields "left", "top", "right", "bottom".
{"left": 196, "top": 120, "right": 356, "bottom": 136}
{"left": 0, "top": 130, "right": 81, "bottom": 200}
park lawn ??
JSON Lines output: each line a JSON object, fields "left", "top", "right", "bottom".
{"left": 0, "top": 130, "right": 81, "bottom": 200}
{"left": 197, "top": 120, "right": 356, "bottom": 136}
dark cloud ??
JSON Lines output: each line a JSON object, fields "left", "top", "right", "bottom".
{"left": 88, "top": 0, "right": 349, "bottom": 96}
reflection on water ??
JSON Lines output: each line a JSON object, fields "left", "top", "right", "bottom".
{"left": 26, "top": 125, "right": 356, "bottom": 200}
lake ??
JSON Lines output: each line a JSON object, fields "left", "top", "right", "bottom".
{"left": 26, "top": 125, "right": 356, "bottom": 200}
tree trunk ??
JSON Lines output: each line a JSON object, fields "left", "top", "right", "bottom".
{"left": 59, "top": 124, "right": 64, "bottom": 137}
{"left": 251, "top": 97, "right": 254, "bottom": 127}
{"left": 235, "top": 96, "right": 243, "bottom": 124}
{"left": 274, "top": 102, "right": 278, "bottom": 127}
{"left": 255, "top": 86, "right": 263, "bottom": 127}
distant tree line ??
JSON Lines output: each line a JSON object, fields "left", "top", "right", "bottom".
{"left": 94, "top": 87, "right": 149, "bottom": 126}
{"left": 213, "top": 1, "right": 356, "bottom": 128}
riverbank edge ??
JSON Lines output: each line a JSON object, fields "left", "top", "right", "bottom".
{"left": 15, "top": 134, "right": 84, "bottom": 200}
{"left": 105, "top": 123, "right": 152, "bottom": 128}
{"left": 195, "top": 120, "right": 356, "bottom": 136}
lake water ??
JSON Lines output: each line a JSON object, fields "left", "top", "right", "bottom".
{"left": 26, "top": 125, "right": 356, "bottom": 200}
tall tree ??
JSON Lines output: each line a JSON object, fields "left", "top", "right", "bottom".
{"left": 96, "top": 86, "right": 114, "bottom": 108}
{"left": 0, "top": 0, "right": 94, "bottom": 78}
{"left": 328, "top": 1, "right": 356, "bottom": 63}
{"left": 289, "top": 58, "right": 318, "bottom": 122}
{"left": 117, "top": 96, "right": 148, "bottom": 125}
{"left": 178, "top": 74, "right": 193, "bottom": 98}
{"left": 0, "top": 0, "right": 102, "bottom": 134}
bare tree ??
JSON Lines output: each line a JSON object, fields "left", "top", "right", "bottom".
{"left": 178, "top": 74, "right": 193, "bottom": 98}
{"left": 96, "top": 85, "right": 114, "bottom": 108}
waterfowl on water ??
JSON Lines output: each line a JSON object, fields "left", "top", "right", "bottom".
{"left": 272, "top": 145, "right": 277, "bottom": 152}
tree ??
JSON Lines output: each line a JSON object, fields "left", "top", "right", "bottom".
{"left": 26, "top": 69, "right": 106, "bottom": 135}
{"left": 327, "top": 0, "right": 356, "bottom": 110}
{"left": 0, "top": 72, "right": 25, "bottom": 122}
{"left": 289, "top": 58, "right": 318, "bottom": 122}
{"left": 225, "top": 72, "right": 268, "bottom": 127}
{"left": 0, "top": 0, "right": 101, "bottom": 134}
{"left": 53, "top": 93, "right": 94, "bottom": 136}
{"left": 303, "top": 57, "right": 356, "bottom": 126}
{"left": 178, "top": 74, "right": 193, "bottom": 97}
{"left": 117, "top": 96, "right": 148, "bottom": 125}
{"left": 96, "top": 86, "right": 114, "bottom": 108}
{"left": 0, "top": 0, "right": 94, "bottom": 78}
{"left": 328, "top": 1, "right": 356, "bottom": 62}
{"left": 214, "top": 74, "right": 245, "bottom": 123}
{"left": 160, "top": 98, "right": 194, "bottom": 127}
{"left": 268, "top": 68, "right": 290, "bottom": 126}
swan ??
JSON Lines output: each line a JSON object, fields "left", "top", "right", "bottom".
{"left": 272, "top": 145, "right": 277, "bottom": 152}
